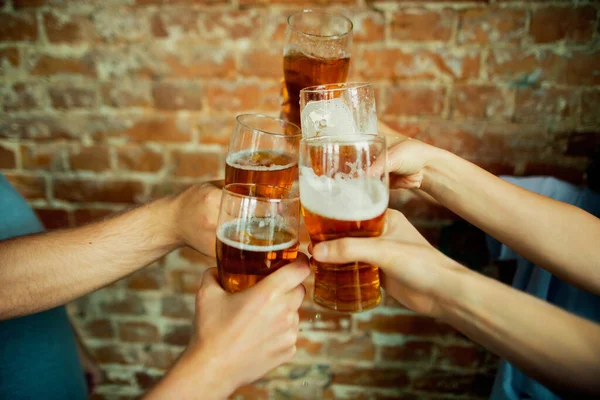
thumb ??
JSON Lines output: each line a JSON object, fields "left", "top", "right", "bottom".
{"left": 199, "top": 267, "right": 220, "bottom": 290}
{"left": 254, "top": 252, "right": 310, "bottom": 297}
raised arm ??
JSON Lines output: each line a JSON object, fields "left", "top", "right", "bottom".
{"left": 0, "top": 184, "right": 221, "bottom": 320}
{"left": 312, "top": 210, "right": 600, "bottom": 398}
{"left": 387, "top": 139, "right": 600, "bottom": 295}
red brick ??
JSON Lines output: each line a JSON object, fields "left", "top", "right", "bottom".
{"left": 514, "top": 87, "right": 577, "bottom": 122}
{"left": 299, "top": 309, "right": 352, "bottom": 332}
{"left": 0, "top": 48, "right": 19, "bottom": 69}
{"left": 31, "top": 55, "right": 96, "bottom": 77}
{"left": 326, "top": 335, "right": 375, "bottom": 361}
{"left": 21, "top": 143, "right": 65, "bottom": 171}
{"left": 2, "top": 82, "right": 44, "bottom": 112}
{"left": 68, "top": 145, "right": 111, "bottom": 172}
{"left": 391, "top": 9, "right": 454, "bottom": 42}
{"left": 12, "top": 0, "right": 50, "bottom": 7}
{"left": 359, "top": 48, "right": 480, "bottom": 82}
{"left": 458, "top": 8, "right": 526, "bottom": 44}
{"left": 101, "top": 293, "right": 146, "bottom": 315}
{"left": 34, "top": 208, "right": 70, "bottom": 229}
{"left": 5, "top": 174, "right": 46, "bottom": 200}
{"left": 163, "top": 324, "right": 191, "bottom": 347}
{"left": 384, "top": 85, "right": 446, "bottom": 117}
{"left": 452, "top": 85, "right": 514, "bottom": 121}
{"left": 84, "top": 319, "right": 115, "bottom": 339}
{"left": 331, "top": 367, "right": 410, "bottom": 388}
{"left": 43, "top": 11, "right": 97, "bottom": 43}
{"left": 436, "top": 344, "right": 487, "bottom": 369}
{"left": 239, "top": 48, "right": 282, "bottom": 79}
{"left": 566, "top": 51, "right": 600, "bottom": 86}
{"left": 229, "top": 385, "right": 269, "bottom": 400}
{"left": 139, "top": 348, "right": 179, "bottom": 371}
{"left": 582, "top": 91, "right": 600, "bottom": 125}
{"left": 487, "top": 49, "right": 567, "bottom": 85}
{"left": 169, "top": 269, "right": 203, "bottom": 294}
{"left": 136, "top": 0, "right": 227, "bottom": 4}
{"left": 119, "top": 321, "right": 160, "bottom": 343}
{"left": 152, "top": 81, "right": 203, "bottom": 110}
{"left": 197, "top": 115, "right": 235, "bottom": 146}
{"left": 93, "top": 345, "right": 131, "bottom": 365}
{"left": 163, "top": 45, "right": 235, "bottom": 79}
{"left": 357, "top": 314, "right": 456, "bottom": 335}
{"left": 351, "top": 10, "right": 384, "bottom": 43}
{"left": 171, "top": 150, "right": 223, "bottom": 179}
{"left": 381, "top": 341, "right": 435, "bottom": 363}
{"left": 1, "top": 117, "right": 78, "bottom": 141}
{"left": 101, "top": 80, "right": 152, "bottom": 108}
{"left": 524, "top": 162, "right": 586, "bottom": 184}
{"left": 161, "top": 295, "right": 193, "bottom": 319}
{"left": 179, "top": 246, "right": 214, "bottom": 265}
{"left": 239, "top": 0, "right": 353, "bottom": 4}
{"left": 206, "top": 83, "right": 263, "bottom": 112}
{"left": 530, "top": 6, "right": 596, "bottom": 44}
{"left": 73, "top": 208, "right": 114, "bottom": 226}
{"left": 0, "top": 12, "right": 38, "bottom": 41}
{"left": 94, "top": 9, "right": 150, "bottom": 44}
{"left": 415, "top": 121, "right": 484, "bottom": 156}
{"left": 54, "top": 179, "right": 144, "bottom": 203}
{"left": 49, "top": 85, "right": 97, "bottom": 109}
{"left": 296, "top": 336, "right": 324, "bottom": 357}
{"left": 413, "top": 370, "right": 494, "bottom": 396}
{"left": 0, "top": 145, "right": 16, "bottom": 168}
{"left": 122, "top": 115, "right": 191, "bottom": 143}
{"left": 135, "top": 371, "right": 161, "bottom": 390}
{"left": 200, "top": 10, "right": 262, "bottom": 43}
{"left": 127, "top": 266, "right": 164, "bottom": 291}
{"left": 150, "top": 181, "right": 192, "bottom": 200}
{"left": 117, "top": 146, "right": 164, "bottom": 172}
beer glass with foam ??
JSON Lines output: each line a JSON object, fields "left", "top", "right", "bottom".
{"left": 216, "top": 183, "right": 300, "bottom": 293}
{"left": 299, "top": 135, "right": 388, "bottom": 312}
{"left": 225, "top": 114, "right": 302, "bottom": 197}
{"left": 282, "top": 10, "right": 353, "bottom": 126}
{"left": 300, "top": 82, "right": 378, "bottom": 138}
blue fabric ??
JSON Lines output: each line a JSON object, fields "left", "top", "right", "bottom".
{"left": 488, "top": 177, "right": 600, "bottom": 400}
{"left": 0, "top": 175, "right": 87, "bottom": 400}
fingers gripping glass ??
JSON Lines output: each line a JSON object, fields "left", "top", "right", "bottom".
{"left": 216, "top": 183, "right": 301, "bottom": 293}
{"left": 299, "top": 135, "right": 389, "bottom": 312}
{"left": 225, "top": 114, "right": 302, "bottom": 197}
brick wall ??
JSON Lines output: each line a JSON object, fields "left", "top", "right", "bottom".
{"left": 1, "top": 0, "right": 599, "bottom": 399}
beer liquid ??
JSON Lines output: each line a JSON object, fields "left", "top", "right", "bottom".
{"left": 300, "top": 167, "right": 388, "bottom": 312}
{"left": 225, "top": 150, "right": 298, "bottom": 197}
{"left": 216, "top": 218, "right": 299, "bottom": 293}
{"left": 282, "top": 51, "right": 350, "bottom": 126}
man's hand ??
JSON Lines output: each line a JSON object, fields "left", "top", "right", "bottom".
{"left": 145, "top": 255, "right": 310, "bottom": 399}
{"left": 171, "top": 183, "right": 222, "bottom": 257}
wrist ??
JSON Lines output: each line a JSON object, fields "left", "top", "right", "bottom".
{"left": 420, "top": 146, "right": 454, "bottom": 196}
{"left": 434, "top": 260, "right": 476, "bottom": 323}
{"left": 157, "top": 194, "right": 185, "bottom": 249}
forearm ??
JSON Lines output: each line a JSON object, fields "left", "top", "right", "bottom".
{"left": 440, "top": 267, "right": 600, "bottom": 397}
{"left": 144, "top": 347, "right": 233, "bottom": 400}
{"left": 0, "top": 196, "right": 181, "bottom": 320}
{"left": 422, "top": 149, "right": 600, "bottom": 294}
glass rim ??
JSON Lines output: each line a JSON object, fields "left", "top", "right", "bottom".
{"left": 301, "top": 134, "right": 385, "bottom": 146}
{"left": 235, "top": 114, "right": 302, "bottom": 138}
{"left": 300, "top": 82, "right": 372, "bottom": 95}
{"left": 222, "top": 183, "right": 300, "bottom": 203}
{"left": 287, "top": 9, "right": 353, "bottom": 39}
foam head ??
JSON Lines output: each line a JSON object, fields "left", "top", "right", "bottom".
{"left": 301, "top": 97, "right": 359, "bottom": 138}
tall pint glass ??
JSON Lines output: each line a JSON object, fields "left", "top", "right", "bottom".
{"left": 299, "top": 135, "right": 388, "bottom": 312}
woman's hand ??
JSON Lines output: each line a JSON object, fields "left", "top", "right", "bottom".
{"left": 312, "top": 210, "right": 464, "bottom": 317}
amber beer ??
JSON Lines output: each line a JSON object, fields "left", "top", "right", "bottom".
{"left": 225, "top": 150, "right": 298, "bottom": 196}
{"left": 217, "top": 217, "right": 299, "bottom": 293}
{"left": 282, "top": 52, "right": 350, "bottom": 126}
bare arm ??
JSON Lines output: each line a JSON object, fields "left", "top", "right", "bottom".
{"left": 0, "top": 184, "right": 220, "bottom": 320}
{"left": 387, "top": 140, "right": 600, "bottom": 295}
{"left": 313, "top": 210, "right": 600, "bottom": 397}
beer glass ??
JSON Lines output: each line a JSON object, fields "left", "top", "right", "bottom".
{"left": 282, "top": 10, "right": 353, "bottom": 126}
{"left": 225, "top": 114, "right": 302, "bottom": 197}
{"left": 216, "top": 183, "right": 301, "bottom": 293}
{"left": 299, "top": 135, "right": 388, "bottom": 312}
{"left": 300, "top": 82, "right": 377, "bottom": 138}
